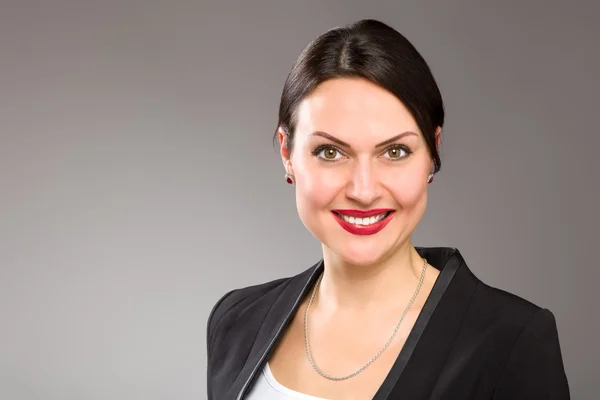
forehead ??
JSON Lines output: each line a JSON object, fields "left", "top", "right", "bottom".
{"left": 295, "top": 77, "right": 420, "bottom": 141}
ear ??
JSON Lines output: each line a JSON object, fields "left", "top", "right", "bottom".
{"left": 278, "top": 126, "right": 293, "bottom": 175}
{"left": 434, "top": 126, "right": 442, "bottom": 151}
{"left": 430, "top": 126, "right": 442, "bottom": 171}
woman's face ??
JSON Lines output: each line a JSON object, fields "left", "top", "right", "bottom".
{"left": 280, "top": 77, "right": 440, "bottom": 266}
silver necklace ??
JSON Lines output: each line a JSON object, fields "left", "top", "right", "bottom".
{"left": 303, "top": 258, "right": 428, "bottom": 381}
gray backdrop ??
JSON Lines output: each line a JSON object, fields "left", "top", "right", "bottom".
{"left": 0, "top": 0, "right": 598, "bottom": 399}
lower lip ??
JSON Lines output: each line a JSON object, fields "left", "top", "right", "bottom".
{"left": 332, "top": 212, "right": 395, "bottom": 236}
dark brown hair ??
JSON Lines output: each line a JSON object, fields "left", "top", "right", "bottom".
{"left": 273, "top": 19, "right": 445, "bottom": 174}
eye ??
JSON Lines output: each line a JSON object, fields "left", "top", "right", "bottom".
{"left": 382, "top": 145, "right": 410, "bottom": 160}
{"left": 314, "top": 146, "right": 344, "bottom": 161}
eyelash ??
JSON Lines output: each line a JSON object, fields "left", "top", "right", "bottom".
{"left": 311, "top": 144, "right": 413, "bottom": 162}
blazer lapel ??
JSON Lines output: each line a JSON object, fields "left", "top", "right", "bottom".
{"left": 228, "top": 261, "right": 324, "bottom": 400}
{"left": 375, "top": 248, "right": 478, "bottom": 399}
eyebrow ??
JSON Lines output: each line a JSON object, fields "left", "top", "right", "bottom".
{"left": 308, "top": 131, "right": 418, "bottom": 148}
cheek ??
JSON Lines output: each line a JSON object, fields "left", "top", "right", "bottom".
{"left": 295, "top": 162, "right": 341, "bottom": 211}
{"left": 382, "top": 164, "right": 429, "bottom": 209}
{"left": 291, "top": 155, "right": 347, "bottom": 235}
{"left": 392, "top": 177, "right": 426, "bottom": 206}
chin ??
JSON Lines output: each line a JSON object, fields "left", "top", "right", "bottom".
{"left": 327, "top": 239, "right": 394, "bottom": 267}
{"left": 305, "top": 216, "right": 405, "bottom": 267}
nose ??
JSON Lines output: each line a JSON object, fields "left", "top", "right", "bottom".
{"left": 345, "top": 161, "right": 382, "bottom": 206}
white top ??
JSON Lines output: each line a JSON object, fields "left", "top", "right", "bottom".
{"left": 244, "top": 362, "right": 328, "bottom": 400}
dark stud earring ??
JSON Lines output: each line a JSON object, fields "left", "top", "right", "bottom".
{"left": 285, "top": 173, "right": 295, "bottom": 185}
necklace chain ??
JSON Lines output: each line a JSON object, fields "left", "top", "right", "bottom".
{"left": 303, "top": 258, "right": 428, "bottom": 381}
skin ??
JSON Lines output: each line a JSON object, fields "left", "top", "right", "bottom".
{"left": 268, "top": 77, "right": 442, "bottom": 400}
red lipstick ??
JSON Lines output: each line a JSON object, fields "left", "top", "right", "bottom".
{"left": 331, "top": 209, "right": 395, "bottom": 236}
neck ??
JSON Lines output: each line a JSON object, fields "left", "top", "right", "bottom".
{"left": 318, "top": 240, "right": 427, "bottom": 311}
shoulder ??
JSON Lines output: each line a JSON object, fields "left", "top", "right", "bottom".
{"left": 471, "top": 277, "right": 559, "bottom": 329}
{"left": 471, "top": 285, "right": 570, "bottom": 396}
{"left": 206, "top": 276, "right": 290, "bottom": 346}
{"left": 475, "top": 279, "right": 542, "bottom": 316}
{"left": 445, "top": 268, "right": 569, "bottom": 395}
{"left": 465, "top": 276, "right": 567, "bottom": 377}
{"left": 451, "top": 263, "right": 565, "bottom": 354}
{"left": 205, "top": 261, "right": 318, "bottom": 352}
{"left": 208, "top": 276, "right": 291, "bottom": 318}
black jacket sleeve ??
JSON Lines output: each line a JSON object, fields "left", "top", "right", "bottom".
{"left": 493, "top": 308, "right": 570, "bottom": 399}
{"left": 206, "top": 289, "right": 237, "bottom": 399}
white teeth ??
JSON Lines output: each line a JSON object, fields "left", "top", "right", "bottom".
{"left": 339, "top": 212, "right": 388, "bottom": 226}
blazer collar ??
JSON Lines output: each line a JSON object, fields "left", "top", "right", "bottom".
{"left": 230, "top": 246, "right": 474, "bottom": 400}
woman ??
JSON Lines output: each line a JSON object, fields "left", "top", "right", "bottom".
{"left": 206, "top": 19, "right": 570, "bottom": 399}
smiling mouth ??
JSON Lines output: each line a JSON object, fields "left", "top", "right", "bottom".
{"left": 332, "top": 210, "right": 393, "bottom": 226}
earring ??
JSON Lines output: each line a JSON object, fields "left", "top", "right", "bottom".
{"left": 285, "top": 173, "right": 295, "bottom": 185}
{"left": 427, "top": 172, "right": 434, "bottom": 184}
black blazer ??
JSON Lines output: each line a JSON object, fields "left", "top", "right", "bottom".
{"left": 206, "top": 247, "right": 570, "bottom": 399}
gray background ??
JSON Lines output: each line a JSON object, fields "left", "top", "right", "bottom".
{"left": 0, "top": 0, "right": 598, "bottom": 399}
